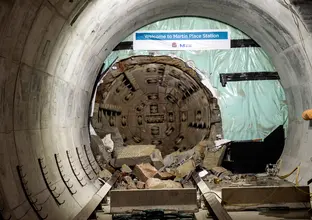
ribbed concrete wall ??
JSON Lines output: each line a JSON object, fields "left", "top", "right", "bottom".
{"left": 0, "top": 0, "right": 311, "bottom": 219}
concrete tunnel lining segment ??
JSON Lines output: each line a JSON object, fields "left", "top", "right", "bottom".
{"left": 0, "top": 0, "right": 312, "bottom": 219}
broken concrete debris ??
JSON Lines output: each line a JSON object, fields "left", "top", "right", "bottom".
{"left": 194, "top": 140, "right": 208, "bottom": 160}
{"left": 163, "top": 148, "right": 195, "bottom": 169}
{"left": 174, "top": 159, "right": 196, "bottom": 179}
{"left": 154, "top": 172, "right": 175, "bottom": 180}
{"left": 265, "top": 163, "right": 279, "bottom": 176}
{"left": 123, "top": 176, "right": 137, "bottom": 189}
{"left": 136, "top": 181, "right": 145, "bottom": 189}
{"left": 151, "top": 149, "right": 164, "bottom": 169}
{"left": 90, "top": 134, "right": 112, "bottom": 167}
{"left": 214, "top": 139, "right": 231, "bottom": 150}
{"left": 211, "top": 166, "right": 232, "bottom": 179}
{"left": 105, "top": 162, "right": 116, "bottom": 174}
{"left": 107, "top": 136, "right": 232, "bottom": 191}
{"left": 133, "top": 163, "right": 158, "bottom": 182}
{"left": 121, "top": 164, "right": 132, "bottom": 174}
{"left": 91, "top": 112, "right": 125, "bottom": 150}
{"left": 114, "top": 145, "right": 156, "bottom": 167}
{"left": 116, "top": 180, "right": 128, "bottom": 190}
{"left": 102, "top": 133, "right": 114, "bottom": 153}
{"left": 213, "top": 177, "right": 222, "bottom": 184}
{"left": 198, "top": 169, "right": 209, "bottom": 178}
{"left": 203, "top": 145, "right": 226, "bottom": 170}
{"left": 145, "top": 178, "right": 182, "bottom": 189}
{"left": 99, "top": 169, "right": 113, "bottom": 181}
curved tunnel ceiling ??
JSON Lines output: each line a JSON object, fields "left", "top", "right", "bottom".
{"left": 0, "top": 0, "right": 311, "bottom": 219}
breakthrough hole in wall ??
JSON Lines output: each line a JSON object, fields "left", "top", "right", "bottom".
{"left": 90, "top": 56, "right": 222, "bottom": 170}
{"left": 88, "top": 17, "right": 288, "bottom": 174}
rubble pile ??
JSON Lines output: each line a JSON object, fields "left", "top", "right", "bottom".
{"left": 201, "top": 167, "right": 264, "bottom": 188}
{"left": 95, "top": 138, "right": 232, "bottom": 190}
{"left": 95, "top": 144, "right": 199, "bottom": 189}
{"left": 98, "top": 142, "right": 225, "bottom": 189}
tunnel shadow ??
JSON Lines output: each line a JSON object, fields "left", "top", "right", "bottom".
{"left": 223, "top": 125, "right": 285, "bottom": 173}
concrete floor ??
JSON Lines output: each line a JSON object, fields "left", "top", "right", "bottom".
{"left": 96, "top": 210, "right": 311, "bottom": 220}
{"left": 201, "top": 173, "right": 301, "bottom": 207}
{"left": 94, "top": 174, "right": 311, "bottom": 220}
{"left": 198, "top": 210, "right": 311, "bottom": 220}
{"left": 205, "top": 173, "right": 293, "bottom": 191}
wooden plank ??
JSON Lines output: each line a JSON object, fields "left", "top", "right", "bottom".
{"left": 222, "top": 185, "right": 311, "bottom": 210}
{"left": 73, "top": 171, "right": 120, "bottom": 220}
{"left": 192, "top": 172, "right": 232, "bottom": 220}
{"left": 110, "top": 188, "right": 198, "bottom": 213}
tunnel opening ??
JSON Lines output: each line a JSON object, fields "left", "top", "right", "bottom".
{"left": 92, "top": 56, "right": 220, "bottom": 154}
{"left": 89, "top": 17, "right": 287, "bottom": 176}
{"left": 1, "top": 0, "right": 312, "bottom": 219}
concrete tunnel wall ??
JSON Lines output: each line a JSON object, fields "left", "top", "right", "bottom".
{"left": 0, "top": 0, "right": 312, "bottom": 219}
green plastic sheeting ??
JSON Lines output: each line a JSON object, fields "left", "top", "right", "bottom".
{"left": 103, "top": 17, "right": 288, "bottom": 141}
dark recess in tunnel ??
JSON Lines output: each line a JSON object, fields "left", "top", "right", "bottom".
{"left": 223, "top": 125, "right": 285, "bottom": 173}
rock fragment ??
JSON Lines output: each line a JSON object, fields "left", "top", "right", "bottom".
{"left": 91, "top": 134, "right": 112, "bottom": 166}
{"left": 145, "top": 178, "right": 182, "bottom": 189}
{"left": 136, "top": 181, "right": 145, "bottom": 189}
{"left": 98, "top": 169, "right": 112, "bottom": 181}
{"left": 121, "top": 164, "right": 132, "bottom": 174}
{"left": 133, "top": 163, "right": 158, "bottom": 182}
{"left": 124, "top": 176, "right": 137, "bottom": 189}
{"left": 151, "top": 149, "right": 164, "bottom": 169}
{"left": 154, "top": 172, "right": 175, "bottom": 180}
{"left": 175, "top": 159, "right": 196, "bottom": 179}
{"left": 203, "top": 146, "right": 226, "bottom": 170}
{"left": 211, "top": 166, "right": 232, "bottom": 179}
{"left": 114, "top": 145, "right": 156, "bottom": 167}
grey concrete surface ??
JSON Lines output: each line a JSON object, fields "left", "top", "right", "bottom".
{"left": 0, "top": 0, "right": 312, "bottom": 219}
{"left": 195, "top": 210, "right": 311, "bottom": 220}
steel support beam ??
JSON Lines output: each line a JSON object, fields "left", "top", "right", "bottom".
{"left": 192, "top": 172, "right": 232, "bottom": 220}
{"left": 73, "top": 171, "right": 120, "bottom": 220}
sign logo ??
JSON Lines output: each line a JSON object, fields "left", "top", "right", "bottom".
{"left": 180, "top": 43, "right": 192, "bottom": 48}
{"left": 172, "top": 42, "right": 177, "bottom": 48}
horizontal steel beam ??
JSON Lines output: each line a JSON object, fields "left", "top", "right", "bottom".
{"left": 220, "top": 72, "right": 280, "bottom": 87}
{"left": 110, "top": 188, "right": 198, "bottom": 213}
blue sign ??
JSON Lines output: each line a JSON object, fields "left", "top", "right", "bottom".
{"left": 135, "top": 31, "right": 229, "bottom": 41}
{"left": 133, "top": 30, "right": 231, "bottom": 51}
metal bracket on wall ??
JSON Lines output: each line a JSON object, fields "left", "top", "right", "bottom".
{"left": 220, "top": 72, "right": 280, "bottom": 87}
{"left": 38, "top": 158, "right": 65, "bottom": 206}
{"left": 76, "top": 147, "right": 95, "bottom": 180}
{"left": 16, "top": 165, "right": 48, "bottom": 220}
{"left": 66, "top": 150, "right": 86, "bottom": 187}
{"left": 83, "top": 145, "right": 100, "bottom": 175}
{"left": 54, "top": 154, "right": 77, "bottom": 195}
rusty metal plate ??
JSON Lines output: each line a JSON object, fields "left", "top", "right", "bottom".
{"left": 94, "top": 56, "right": 221, "bottom": 156}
